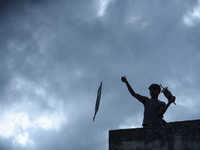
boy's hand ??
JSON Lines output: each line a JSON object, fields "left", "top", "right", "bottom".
{"left": 121, "top": 76, "right": 127, "bottom": 83}
{"left": 168, "top": 96, "right": 176, "bottom": 104}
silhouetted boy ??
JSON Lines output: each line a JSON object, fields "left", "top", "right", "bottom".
{"left": 121, "top": 76, "right": 175, "bottom": 127}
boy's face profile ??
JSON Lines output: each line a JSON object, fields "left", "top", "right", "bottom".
{"left": 149, "top": 88, "right": 160, "bottom": 99}
{"left": 148, "top": 84, "right": 161, "bottom": 99}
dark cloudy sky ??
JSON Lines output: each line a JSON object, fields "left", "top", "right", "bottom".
{"left": 1, "top": 0, "right": 200, "bottom": 149}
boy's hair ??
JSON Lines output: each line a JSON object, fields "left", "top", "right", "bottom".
{"left": 148, "top": 84, "right": 161, "bottom": 92}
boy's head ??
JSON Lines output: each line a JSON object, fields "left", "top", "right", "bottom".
{"left": 148, "top": 84, "right": 161, "bottom": 92}
{"left": 148, "top": 84, "right": 161, "bottom": 99}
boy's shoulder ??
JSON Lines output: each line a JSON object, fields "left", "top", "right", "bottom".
{"left": 142, "top": 97, "right": 166, "bottom": 106}
{"left": 157, "top": 99, "right": 166, "bottom": 106}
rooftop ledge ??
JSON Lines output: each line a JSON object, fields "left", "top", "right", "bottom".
{"left": 109, "top": 119, "right": 200, "bottom": 150}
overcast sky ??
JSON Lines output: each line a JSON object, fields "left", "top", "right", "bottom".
{"left": 1, "top": 0, "right": 200, "bottom": 149}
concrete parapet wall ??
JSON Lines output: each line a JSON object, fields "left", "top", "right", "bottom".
{"left": 109, "top": 119, "right": 200, "bottom": 150}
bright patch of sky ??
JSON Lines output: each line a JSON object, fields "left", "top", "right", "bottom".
{"left": 97, "top": 0, "right": 113, "bottom": 17}
{"left": 0, "top": 77, "right": 66, "bottom": 147}
{"left": 183, "top": 2, "right": 200, "bottom": 26}
{"left": 0, "top": 111, "right": 65, "bottom": 146}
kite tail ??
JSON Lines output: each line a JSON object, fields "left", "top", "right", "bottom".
{"left": 93, "top": 116, "right": 95, "bottom": 122}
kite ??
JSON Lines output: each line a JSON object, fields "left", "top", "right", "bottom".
{"left": 93, "top": 81, "right": 102, "bottom": 122}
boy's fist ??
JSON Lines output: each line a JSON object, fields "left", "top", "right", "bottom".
{"left": 121, "top": 76, "right": 127, "bottom": 83}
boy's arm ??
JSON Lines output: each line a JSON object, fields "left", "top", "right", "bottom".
{"left": 157, "top": 96, "right": 175, "bottom": 116}
{"left": 121, "top": 76, "right": 144, "bottom": 103}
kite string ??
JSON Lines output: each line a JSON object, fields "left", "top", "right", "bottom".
{"left": 101, "top": 81, "right": 121, "bottom": 98}
{"left": 100, "top": 77, "right": 149, "bottom": 99}
{"left": 101, "top": 79, "right": 148, "bottom": 98}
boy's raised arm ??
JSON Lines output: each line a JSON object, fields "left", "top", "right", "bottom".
{"left": 121, "top": 76, "right": 144, "bottom": 103}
